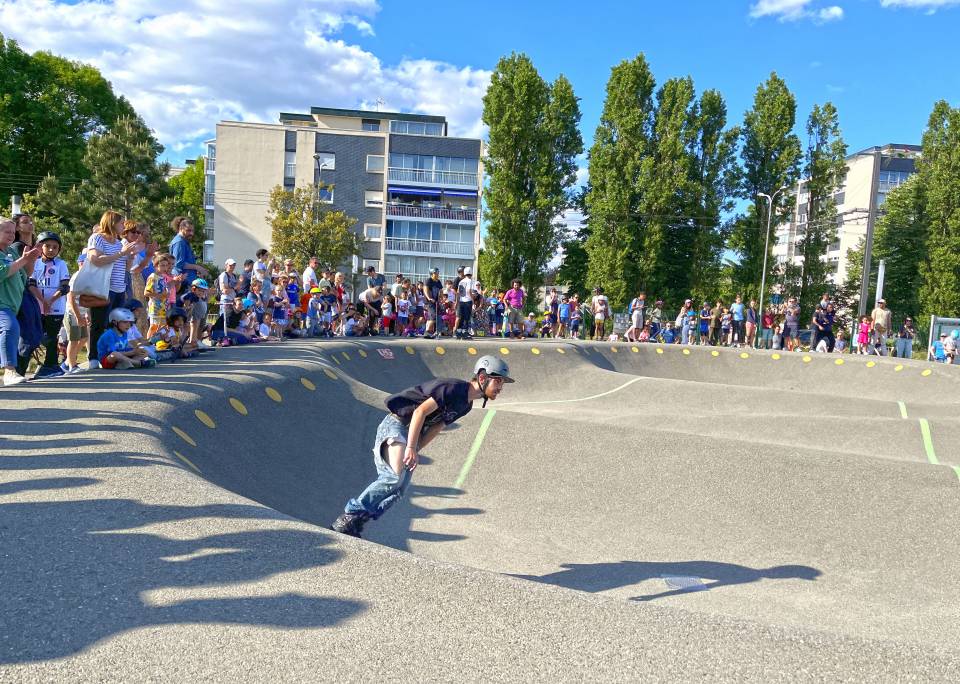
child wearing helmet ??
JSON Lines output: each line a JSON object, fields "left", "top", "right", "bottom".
{"left": 29, "top": 231, "right": 71, "bottom": 378}
{"left": 97, "top": 308, "right": 154, "bottom": 369}
{"left": 332, "top": 355, "right": 515, "bottom": 538}
{"left": 182, "top": 278, "right": 210, "bottom": 349}
{"left": 305, "top": 287, "right": 323, "bottom": 336}
{"left": 166, "top": 307, "right": 198, "bottom": 358}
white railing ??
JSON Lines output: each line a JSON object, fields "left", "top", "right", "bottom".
{"left": 204, "top": 193, "right": 215, "bottom": 208}
{"left": 284, "top": 163, "right": 296, "bottom": 178}
{"left": 388, "top": 167, "right": 477, "bottom": 187}
{"left": 385, "top": 237, "right": 475, "bottom": 256}
{"left": 385, "top": 202, "right": 477, "bottom": 222}
{"left": 205, "top": 158, "right": 216, "bottom": 172}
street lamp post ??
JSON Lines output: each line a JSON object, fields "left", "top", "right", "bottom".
{"left": 313, "top": 154, "right": 330, "bottom": 222}
{"left": 757, "top": 186, "right": 788, "bottom": 343}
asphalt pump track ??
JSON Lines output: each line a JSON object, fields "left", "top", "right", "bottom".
{"left": 2, "top": 339, "right": 960, "bottom": 681}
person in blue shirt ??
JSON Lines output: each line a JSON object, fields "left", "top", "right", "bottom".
{"left": 96, "top": 308, "right": 154, "bottom": 369}
{"left": 557, "top": 295, "right": 572, "bottom": 338}
{"left": 729, "top": 295, "right": 745, "bottom": 347}
{"left": 930, "top": 333, "right": 948, "bottom": 362}
{"left": 661, "top": 322, "right": 677, "bottom": 344}
{"left": 168, "top": 217, "right": 208, "bottom": 302}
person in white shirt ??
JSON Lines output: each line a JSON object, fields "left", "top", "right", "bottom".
{"left": 455, "top": 266, "right": 476, "bottom": 339}
{"left": 30, "top": 231, "right": 71, "bottom": 378}
{"left": 302, "top": 256, "right": 319, "bottom": 293}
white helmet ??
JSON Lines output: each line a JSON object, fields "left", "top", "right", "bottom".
{"left": 108, "top": 308, "right": 135, "bottom": 323}
{"left": 473, "top": 355, "right": 514, "bottom": 383}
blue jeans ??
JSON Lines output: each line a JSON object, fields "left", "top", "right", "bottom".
{"left": 681, "top": 322, "right": 691, "bottom": 345}
{"left": 760, "top": 328, "right": 773, "bottom": 349}
{"left": 895, "top": 338, "right": 913, "bottom": 359}
{"left": 345, "top": 415, "right": 413, "bottom": 519}
{"left": 0, "top": 307, "right": 20, "bottom": 368}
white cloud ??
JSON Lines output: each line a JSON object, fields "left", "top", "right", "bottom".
{"left": 880, "top": 0, "right": 960, "bottom": 7}
{"left": 749, "top": 0, "right": 844, "bottom": 21}
{"left": 0, "top": 0, "right": 491, "bottom": 159}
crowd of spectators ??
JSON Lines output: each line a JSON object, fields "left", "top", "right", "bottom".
{"left": 1, "top": 210, "right": 955, "bottom": 387}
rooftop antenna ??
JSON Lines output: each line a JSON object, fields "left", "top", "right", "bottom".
{"left": 375, "top": 97, "right": 385, "bottom": 112}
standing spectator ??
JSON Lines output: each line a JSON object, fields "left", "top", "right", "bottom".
{"left": 729, "top": 295, "right": 745, "bottom": 347}
{"left": 366, "top": 265, "right": 385, "bottom": 290}
{"left": 168, "top": 217, "right": 208, "bottom": 301}
{"left": 626, "top": 291, "right": 645, "bottom": 342}
{"left": 944, "top": 329, "right": 958, "bottom": 365}
{"left": 503, "top": 279, "right": 525, "bottom": 339}
{"left": 856, "top": 316, "right": 871, "bottom": 355}
{"left": 237, "top": 259, "right": 255, "bottom": 298}
{"left": 709, "top": 300, "right": 722, "bottom": 346}
{"left": 557, "top": 294, "right": 572, "bottom": 339}
{"left": 86, "top": 211, "right": 141, "bottom": 368}
{"left": 591, "top": 287, "right": 609, "bottom": 341}
{"left": 302, "top": 256, "right": 320, "bottom": 293}
{"left": 745, "top": 299, "right": 758, "bottom": 348}
{"left": 390, "top": 273, "right": 404, "bottom": 299}
{"left": 219, "top": 258, "right": 239, "bottom": 300}
{"left": 676, "top": 299, "right": 693, "bottom": 345}
{"left": 698, "top": 301, "right": 711, "bottom": 346}
{"left": 783, "top": 297, "right": 800, "bottom": 351}
{"left": 30, "top": 231, "right": 71, "bottom": 378}
{"left": 253, "top": 249, "right": 273, "bottom": 287}
{"left": 648, "top": 299, "right": 663, "bottom": 340}
{"left": 569, "top": 294, "right": 583, "bottom": 339}
{"left": 930, "top": 333, "right": 948, "bottom": 363}
{"left": 11, "top": 213, "right": 36, "bottom": 255}
{"left": 455, "top": 266, "right": 476, "bottom": 339}
{"left": 760, "top": 307, "right": 775, "bottom": 349}
{"left": 423, "top": 269, "right": 443, "bottom": 339}
{"left": 895, "top": 317, "right": 916, "bottom": 359}
{"left": 358, "top": 284, "right": 383, "bottom": 333}
{"left": 871, "top": 299, "right": 892, "bottom": 356}
{"left": 127, "top": 222, "right": 157, "bottom": 303}
{"left": 1, "top": 217, "right": 41, "bottom": 385}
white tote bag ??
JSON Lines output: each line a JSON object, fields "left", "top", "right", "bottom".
{"left": 71, "top": 257, "right": 113, "bottom": 308}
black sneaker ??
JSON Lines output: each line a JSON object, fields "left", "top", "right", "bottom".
{"left": 33, "top": 366, "right": 65, "bottom": 380}
{"left": 331, "top": 512, "right": 367, "bottom": 538}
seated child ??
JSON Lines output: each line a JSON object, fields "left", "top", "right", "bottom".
{"left": 523, "top": 312, "right": 537, "bottom": 339}
{"left": 97, "top": 308, "right": 155, "bottom": 369}
{"left": 661, "top": 322, "right": 677, "bottom": 344}
{"left": 539, "top": 313, "right": 553, "bottom": 339}
{"left": 181, "top": 277, "right": 210, "bottom": 348}
{"left": 638, "top": 324, "right": 650, "bottom": 342}
{"left": 122, "top": 299, "right": 157, "bottom": 360}
{"left": 257, "top": 311, "right": 282, "bottom": 341}
{"left": 166, "top": 307, "right": 198, "bottom": 357}
{"left": 771, "top": 325, "right": 783, "bottom": 351}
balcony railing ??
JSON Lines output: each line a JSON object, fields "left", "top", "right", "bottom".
{"left": 385, "top": 202, "right": 477, "bottom": 222}
{"left": 388, "top": 167, "right": 477, "bottom": 187}
{"left": 205, "top": 158, "right": 216, "bottom": 172}
{"left": 204, "top": 192, "right": 215, "bottom": 208}
{"left": 385, "top": 237, "right": 474, "bottom": 257}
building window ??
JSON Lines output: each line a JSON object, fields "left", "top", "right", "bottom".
{"left": 364, "top": 224, "right": 382, "bottom": 240}
{"left": 318, "top": 186, "right": 333, "bottom": 203}
{"left": 315, "top": 152, "right": 335, "bottom": 171}
{"left": 363, "top": 259, "right": 380, "bottom": 272}
{"left": 365, "top": 190, "right": 383, "bottom": 207}
{"left": 362, "top": 119, "right": 381, "bottom": 132}
{"left": 389, "top": 120, "right": 443, "bottom": 136}
{"left": 366, "top": 155, "right": 385, "bottom": 173}
{"left": 284, "top": 150, "right": 296, "bottom": 179}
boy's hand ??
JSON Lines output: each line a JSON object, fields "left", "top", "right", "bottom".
{"left": 403, "top": 446, "right": 419, "bottom": 471}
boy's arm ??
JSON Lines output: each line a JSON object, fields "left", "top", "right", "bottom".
{"left": 418, "top": 421, "right": 445, "bottom": 450}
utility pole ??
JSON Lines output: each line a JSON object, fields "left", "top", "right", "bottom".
{"left": 757, "top": 186, "right": 788, "bottom": 331}
{"left": 858, "top": 147, "right": 882, "bottom": 318}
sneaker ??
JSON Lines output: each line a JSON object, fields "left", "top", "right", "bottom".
{"left": 87, "top": 359, "right": 100, "bottom": 370}
{"left": 60, "top": 361, "right": 70, "bottom": 373}
{"left": 3, "top": 370, "right": 26, "bottom": 386}
{"left": 67, "top": 366, "right": 86, "bottom": 375}
{"left": 331, "top": 512, "right": 368, "bottom": 538}
{"left": 140, "top": 358, "right": 157, "bottom": 368}
{"left": 33, "top": 366, "right": 65, "bottom": 380}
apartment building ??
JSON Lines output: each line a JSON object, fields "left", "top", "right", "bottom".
{"left": 771, "top": 143, "right": 920, "bottom": 288}
{"left": 203, "top": 106, "right": 482, "bottom": 284}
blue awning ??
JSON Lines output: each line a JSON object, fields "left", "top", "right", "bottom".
{"left": 442, "top": 189, "right": 478, "bottom": 197}
{"left": 388, "top": 186, "right": 441, "bottom": 196}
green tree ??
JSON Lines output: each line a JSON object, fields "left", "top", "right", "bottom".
{"left": 786, "top": 102, "right": 846, "bottom": 321}
{"left": 729, "top": 73, "right": 802, "bottom": 301}
{"left": 872, "top": 175, "right": 927, "bottom": 318}
{"left": 30, "top": 115, "right": 175, "bottom": 263}
{"left": 584, "top": 54, "right": 656, "bottom": 306}
{"left": 556, "top": 189, "right": 590, "bottom": 299}
{"left": 918, "top": 101, "right": 960, "bottom": 319}
{"left": 268, "top": 184, "right": 361, "bottom": 269}
{"left": 482, "top": 53, "right": 583, "bottom": 291}
{"left": 0, "top": 33, "right": 136, "bottom": 206}
{"left": 168, "top": 159, "right": 207, "bottom": 232}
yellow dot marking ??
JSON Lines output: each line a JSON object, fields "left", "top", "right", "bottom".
{"left": 358, "top": 349, "right": 367, "bottom": 358}
{"left": 531, "top": 347, "right": 541, "bottom": 355}
{"left": 172, "top": 426, "right": 197, "bottom": 447}
{"left": 921, "top": 368, "right": 932, "bottom": 377}
{"left": 711, "top": 350, "right": 719, "bottom": 357}
{"left": 194, "top": 410, "right": 216, "bottom": 429}
{"left": 301, "top": 377, "right": 316, "bottom": 390}
{"left": 341, "top": 352, "right": 350, "bottom": 361}
{"left": 631, "top": 346, "right": 639, "bottom": 353}
{"left": 405, "top": 346, "right": 415, "bottom": 355}
{"left": 323, "top": 368, "right": 338, "bottom": 380}
{"left": 500, "top": 347, "right": 510, "bottom": 355}
{"left": 656, "top": 348, "right": 664, "bottom": 354}
{"left": 229, "top": 398, "right": 248, "bottom": 415}
{"left": 611, "top": 346, "right": 618, "bottom": 353}
{"left": 740, "top": 352, "right": 750, "bottom": 359}
{"left": 173, "top": 450, "right": 201, "bottom": 473}
{"left": 894, "top": 364, "right": 904, "bottom": 372}
{"left": 467, "top": 347, "right": 477, "bottom": 355}
{"left": 557, "top": 348, "right": 566, "bottom": 354}
{"left": 682, "top": 349, "right": 691, "bottom": 356}
{"left": 803, "top": 356, "right": 812, "bottom": 363}
{"left": 866, "top": 361, "right": 876, "bottom": 368}
{"left": 435, "top": 346, "right": 445, "bottom": 355}
{"left": 265, "top": 387, "right": 282, "bottom": 402}
{"left": 771, "top": 353, "right": 781, "bottom": 360}
{"left": 332, "top": 356, "right": 341, "bottom": 366}
{"left": 834, "top": 358, "right": 845, "bottom": 366}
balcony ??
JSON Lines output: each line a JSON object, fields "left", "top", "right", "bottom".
{"left": 204, "top": 192, "right": 215, "bottom": 209}
{"left": 385, "top": 237, "right": 474, "bottom": 257}
{"left": 388, "top": 167, "right": 477, "bottom": 188}
{"left": 385, "top": 202, "right": 477, "bottom": 223}
{"left": 205, "top": 158, "right": 216, "bottom": 173}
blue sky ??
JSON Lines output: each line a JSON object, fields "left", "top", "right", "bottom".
{"left": 2, "top": 0, "right": 958, "bottom": 172}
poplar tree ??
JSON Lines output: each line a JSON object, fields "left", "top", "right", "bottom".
{"left": 730, "top": 73, "right": 802, "bottom": 301}
{"left": 482, "top": 53, "right": 583, "bottom": 291}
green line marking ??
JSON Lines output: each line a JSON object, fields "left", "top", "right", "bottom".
{"left": 455, "top": 410, "right": 496, "bottom": 490}
{"left": 952, "top": 466, "right": 960, "bottom": 484}
{"left": 898, "top": 401, "right": 908, "bottom": 419}
{"left": 919, "top": 418, "right": 938, "bottom": 466}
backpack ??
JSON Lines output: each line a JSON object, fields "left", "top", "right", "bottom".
{"left": 17, "top": 290, "right": 44, "bottom": 357}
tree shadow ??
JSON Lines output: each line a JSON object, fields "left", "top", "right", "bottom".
{"left": 0, "top": 490, "right": 364, "bottom": 665}
{"left": 512, "top": 559, "right": 821, "bottom": 600}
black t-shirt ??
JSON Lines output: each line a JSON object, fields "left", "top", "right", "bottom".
{"left": 385, "top": 378, "right": 473, "bottom": 428}
{"left": 214, "top": 309, "right": 243, "bottom": 330}
{"left": 426, "top": 278, "right": 443, "bottom": 302}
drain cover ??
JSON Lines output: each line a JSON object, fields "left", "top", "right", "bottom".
{"left": 661, "top": 575, "right": 707, "bottom": 591}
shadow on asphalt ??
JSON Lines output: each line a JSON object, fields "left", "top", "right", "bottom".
{"left": 512, "top": 560, "right": 822, "bottom": 600}
{"left": 0, "top": 485, "right": 364, "bottom": 665}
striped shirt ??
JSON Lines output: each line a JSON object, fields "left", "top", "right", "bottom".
{"left": 87, "top": 233, "right": 127, "bottom": 293}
